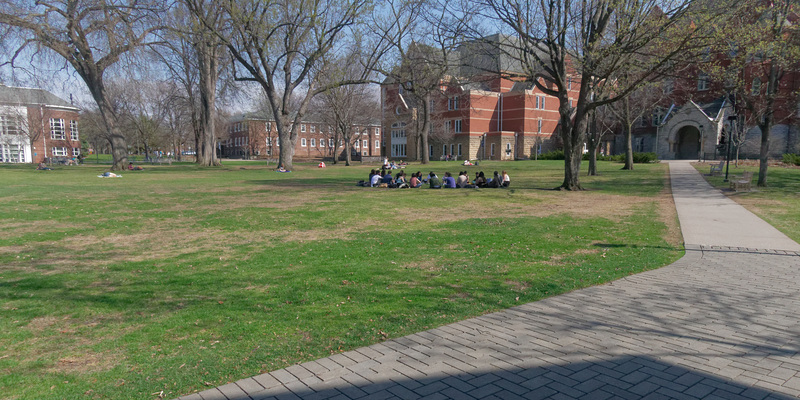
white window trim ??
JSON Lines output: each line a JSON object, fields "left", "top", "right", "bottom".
{"left": 301, "top": 138, "right": 307, "bottom": 147}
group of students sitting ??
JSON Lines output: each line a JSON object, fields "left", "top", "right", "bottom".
{"left": 361, "top": 169, "right": 510, "bottom": 189}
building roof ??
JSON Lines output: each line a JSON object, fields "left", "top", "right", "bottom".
{"left": 0, "top": 84, "right": 79, "bottom": 110}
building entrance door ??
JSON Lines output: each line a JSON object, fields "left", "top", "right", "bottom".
{"left": 677, "top": 126, "right": 700, "bottom": 160}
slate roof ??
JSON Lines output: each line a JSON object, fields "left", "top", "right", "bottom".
{"left": 0, "top": 84, "right": 78, "bottom": 110}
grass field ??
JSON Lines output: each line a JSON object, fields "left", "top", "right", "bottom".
{"left": 1, "top": 159, "right": 683, "bottom": 399}
{"left": 696, "top": 161, "right": 800, "bottom": 243}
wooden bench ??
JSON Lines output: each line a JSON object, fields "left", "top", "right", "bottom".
{"left": 709, "top": 160, "right": 724, "bottom": 176}
{"left": 730, "top": 171, "right": 753, "bottom": 192}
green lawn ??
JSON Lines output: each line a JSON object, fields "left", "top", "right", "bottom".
{"left": 697, "top": 162, "right": 800, "bottom": 243}
{"left": 1, "top": 160, "right": 682, "bottom": 399}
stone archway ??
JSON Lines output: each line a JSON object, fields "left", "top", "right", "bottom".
{"left": 676, "top": 125, "right": 701, "bottom": 160}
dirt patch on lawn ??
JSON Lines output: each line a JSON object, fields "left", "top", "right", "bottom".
{"left": 49, "top": 350, "right": 122, "bottom": 375}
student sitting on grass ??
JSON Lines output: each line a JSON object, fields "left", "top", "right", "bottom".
{"left": 381, "top": 170, "right": 395, "bottom": 187}
{"left": 474, "top": 171, "right": 488, "bottom": 188}
{"left": 488, "top": 171, "right": 501, "bottom": 188}
{"left": 370, "top": 171, "right": 381, "bottom": 187}
{"left": 128, "top": 162, "right": 144, "bottom": 171}
{"left": 428, "top": 172, "right": 442, "bottom": 189}
{"left": 501, "top": 170, "right": 510, "bottom": 187}
{"left": 410, "top": 172, "right": 422, "bottom": 188}
{"left": 443, "top": 172, "right": 456, "bottom": 188}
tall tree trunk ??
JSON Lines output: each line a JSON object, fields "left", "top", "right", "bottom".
{"left": 560, "top": 101, "right": 587, "bottom": 190}
{"left": 757, "top": 63, "right": 779, "bottom": 187}
{"left": 421, "top": 94, "right": 430, "bottom": 164}
{"left": 587, "top": 110, "right": 599, "bottom": 176}
{"left": 94, "top": 90, "right": 128, "bottom": 171}
{"left": 622, "top": 98, "right": 634, "bottom": 170}
{"left": 197, "top": 41, "right": 220, "bottom": 167}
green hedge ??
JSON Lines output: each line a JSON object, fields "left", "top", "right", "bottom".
{"left": 783, "top": 153, "right": 800, "bottom": 166}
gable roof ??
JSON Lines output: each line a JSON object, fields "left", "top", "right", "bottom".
{"left": 0, "top": 84, "right": 79, "bottom": 110}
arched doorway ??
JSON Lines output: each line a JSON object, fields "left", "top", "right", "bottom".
{"left": 676, "top": 126, "right": 701, "bottom": 159}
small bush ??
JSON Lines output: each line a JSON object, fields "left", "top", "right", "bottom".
{"left": 632, "top": 152, "right": 659, "bottom": 163}
{"left": 782, "top": 153, "right": 800, "bottom": 166}
{"left": 539, "top": 150, "right": 565, "bottom": 160}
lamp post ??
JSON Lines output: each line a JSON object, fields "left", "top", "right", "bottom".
{"left": 724, "top": 115, "right": 736, "bottom": 182}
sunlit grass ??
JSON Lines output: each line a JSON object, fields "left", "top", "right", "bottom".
{"left": 0, "top": 159, "right": 681, "bottom": 399}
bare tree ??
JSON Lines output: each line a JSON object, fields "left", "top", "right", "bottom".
{"left": 608, "top": 81, "right": 666, "bottom": 170}
{"left": 0, "top": 0, "right": 165, "bottom": 170}
{"left": 460, "top": 0, "right": 713, "bottom": 190}
{"left": 210, "top": 0, "right": 379, "bottom": 171}
{"left": 375, "top": 0, "right": 466, "bottom": 164}
{"left": 116, "top": 79, "right": 174, "bottom": 161}
{"left": 706, "top": 0, "right": 800, "bottom": 187}
{"left": 316, "top": 53, "right": 380, "bottom": 166}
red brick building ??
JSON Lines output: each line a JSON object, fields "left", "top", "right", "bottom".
{"left": 221, "top": 112, "right": 382, "bottom": 161}
{"left": 0, "top": 84, "right": 81, "bottom": 164}
{"left": 382, "top": 36, "right": 580, "bottom": 161}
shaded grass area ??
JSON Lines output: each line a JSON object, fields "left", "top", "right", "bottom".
{"left": 0, "top": 160, "right": 681, "bottom": 399}
{"left": 696, "top": 162, "right": 800, "bottom": 243}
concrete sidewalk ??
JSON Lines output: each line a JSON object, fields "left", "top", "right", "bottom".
{"left": 178, "top": 162, "right": 800, "bottom": 400}
{"left": 669, "top": 161, "right": 800, "bottom": 251}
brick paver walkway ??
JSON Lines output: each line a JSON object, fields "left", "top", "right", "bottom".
{"left": 179, "top": 162, "right": 800, "bottom": 400}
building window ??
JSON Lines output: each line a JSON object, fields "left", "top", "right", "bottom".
{"left": 429, "top": 145, "right": 433, "bottom": 158}
{"left": 698, "top": 73, "right": 709, "bottom": 91}
{"left": 537, "top": 119, "right": 543, "bottom": 133}
{"left": 69, "top": 120, "right": 79, "bottom": 140}
{"left": 442, "top": 144, "right": 447, "bottom": 156}
{"left": 448, "top": 96, "right": 459, "bottom": 110}
{"left": 375, "top": 140, "right": 380, "bottom": 149}
{"left": 319, "top": 139, "right": 325, "bottom": 148}
{"left": 310, "top": 138, "right": 316, "bottom": 147}
{"left": 444, "top": 120, "right": 451, "bottom": 133}
{"left": 450, "top": 144, "right": 454, "bottom": 156}
{"left": 355, "top": 140, "right": 360, "bottom": 148}
{"left": 301, "top": 138, "right": 307, "bottom": 147}
{"left": 0, "top": 114, "right": 22, "bottom": 136}
{"left": 0, "top": 143, "right": 25, "bottom": 163}
{"left": 266, "top": 137, "right": 272, "bottom": 146}
{"left": 395, "top": 106, "right": 403, "bottom": 115}
{"left": 506, "top": 143, "right": 511, "bottom": 151}
{"left": 454, "top": 119, "right": 462, "bottom": 133}
{"left": 362, "top": 139, "right": 368, "bottom": 148}
{"left": 490, "top": 143, "right": 495, "bottom": 156}
{"left": 52, "top": 146, "right": 68, "bottom": 156}
{"left": 73, "top": 147, "right": 81, "bottom": 156}
{"left": 568, "top": 77, "right": 572, "bottom": 90}
{"left": 50, "top": 118, "right": 66, "bottom": 140}
{"left": 300, "top": 124, "right": 306, "bottom": 132}
{"left": 310, "top": 125, "right": 315, "bottom": 133}
{"left": 329, "top": 139, "right": 334, "bottom": 147}
{"left": 391, "top": 144, "right": 406, "bottom": 157}
{"left": 375, "top": 128, "right": 380, "bottom": 135}
{"left": 398, "top": 85, "right": 404, "bottom": 95}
